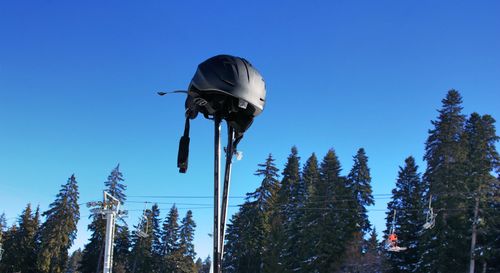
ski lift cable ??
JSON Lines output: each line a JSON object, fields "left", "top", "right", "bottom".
{"left": 126, "top": 190, "right": 488, "bottom": 200}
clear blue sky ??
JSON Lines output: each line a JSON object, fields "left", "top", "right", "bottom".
{"left": 1, "top": 0, "right": 499, "bottom": 259}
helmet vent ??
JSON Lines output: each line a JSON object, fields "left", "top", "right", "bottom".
{"left": 221, "top": 78, "right": 235, "bottom": 86}
{"left": 242, "top": 59, "right": 251, "bottom": 82}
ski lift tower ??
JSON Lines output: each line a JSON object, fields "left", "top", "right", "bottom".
{"left": 160, "top": 55, "right": 266, "bottom": 273}
{"left": 101, "top": 191, "right": 121, "bottom": 273}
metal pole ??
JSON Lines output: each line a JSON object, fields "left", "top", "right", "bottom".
{"left": 103, "top": 192, "right": 120, "bottom": 273}
{"left": 213, "top": 118, "right": 222, "bottom": 273}
{"left": 103, "top": 209, "right": 115, "bottom": 273}
{"left": 219, "top": 125, "right": 234, "bottom": 261}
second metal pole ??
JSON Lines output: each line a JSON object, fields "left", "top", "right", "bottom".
{"left": 213, "top": 118, "right": 222, "bottom": 273}
{"left": 219, "top": 126, "right": 234, "bottom": 261}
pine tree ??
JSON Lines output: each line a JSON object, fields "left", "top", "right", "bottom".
{"left": 16, "top": 203, "right": 40, "bottom": 273}
{"left": 303, "top": 149, "right": 353, "bottom": 272}
{"left": 200, "top": 256, "right": 211, "bottom": 273}
{"left": 37, "top": 174, "right": 80, "bottom": 273}
{"left": 341, "top": 148, "right": 375, "bottom": 272}
{"left": 163, "top": 249, "right": 196, "bottom": 273}
{"left": 253, "top": 154, "right": 281, "bottom": 273}
{"left": 160, "top": 206, "right": 196, "bottom": 273}
{"left": 79, "top": 217, "right": 105, "bottom": 273}
{"left": 347, "top": 148, "right": 374, "bottom": 232}
{"left": 421, "top": 90, "right": 469, "bottom": 272}
{"left": 80, "top": 164, "right": 127, "bottom": 273}
{"left": 361, "top": 228, "right": 383, "bottom": 273}
{"left": 149, "top": 203, "right": 163, "bottom": 272}
{"left": 0, "top": 224, "right": 18, "bottom": 272}
{"left": 66, "top": 249, "right": 82, "bottom": 273}
{"left": 294, "top": 153, "right": 320, "bottom": 272}
{"left": 114, "top": 224, "right": 131, "bottom": 273}
{"left": 0, "top": 204, "right": 38, "bottom": 272}
{"left": 223, "top": 212, "right": 242, "bottom": 273}
{"left": 105, "top": 164, "right": 127, "bottom": 203}
{"left": 151, "top": 204, "right": 162, "bottom": 256}
{"left": 223, "top": 154, "right": 281, "bottom": 273}
{"left": 162, "top": 205, "right": 180, "bottom": 256}
{"left": 385, "top": 156, "right": 425, "bottom": 273}
{"left": 482, "top": 175, "right": 500, "bottom": 272}
{"left": 179, "top": 210, "right": 196, "bottom": 260}
{"left": 463, "top": 113, "right": 499, "bottom": 271}
{"left": 277, "top": 147, "right": 301, "bottom": 272}
{"left": 225, "top": 203, "right": 265, "bottom": 273}
{"left": 130, "top": 207, "right": 154, "bottom": 273}
{"left": 195, "top": 258, "right": 203, "bottom": 272}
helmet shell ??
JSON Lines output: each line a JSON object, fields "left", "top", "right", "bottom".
{"left": 188, "top": 55, "right": 266, "bottom": 116}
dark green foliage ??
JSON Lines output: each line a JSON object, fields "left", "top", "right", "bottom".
{"left": 18, "top": 204, "right": 40, "bottom": 273}
{"left": 341, "top": 148, "right": 375, "bottom": 272}
{"left": 79, "top": 216, "right": 105, "bottom": 273}
{"left": 253, "top": 154, "right": 281, "bottom": 273}
{"left": 347, "top": 148, "right": 374, "bottom": 232}
{"left": 37, "top": 174, "right": 80, "bottom": 273}
{"left": 105, "top": 164, "right": 127, "bottom": 205}
{"left": 385, "top": 157, "right": 425, "bottom": 273}
{"left": 179, "top": 210, "right": 196, "bottom": 260}
{"left": 198, "top": 256, "right": 210, "bottom": 273}
{"left": 0, "top": 224, "right": 19, "bottom": 272}
{"left": 295, "top": 153, "right": 320, "bottom": 271}
{"left": 114, "top": 225, "right": 131, "bottom": 272}
{"left": 279, "top": 147, "right": 303, "bottom": 272}
{"left": 158, "top": 205, "right": 196, "bottom": 273}
{"left": 195, "top": 258, "right": 202, "bottom": 272}
{"left": 130, "top": 207, "right": 154, "bottom": 273}
{"left": 151, "top": 204, "right": 162, "bottom": 256}
{"left": 66, "top": 249, "right": 82, "bottom": 273}
{"left": 302, "top": 149, "right": 354, "bottom": 272}
{"left": 364, "top": 228, "right": 383, "bottom": 272}
{"left": 463, "top": 113, "right": 500, "bottom": 271}
{"left": 421, "top": 90, "right": 471, "bottom": 272}
{"left": 149, "top": 203, "right": 163, "bottom": 272}
{"left": 162, "top": 205, "right": 180, "bottom": 255}
{"left": 250, "top": 154, "right": 281, "bottom": 212}
{"left": 223, "top": 212, "right": 242, "bottom": 273}
{"left": 223, "top": 154, "right": 281, "bottom": 273}
{"left": 0, "top": 204, "right": 40, "bottom": 273}
{"left": 223, "top": 193, "right": 271, "bottom": 273}
{"left": 163, "top": 249, "right": 196, "bottom": 273}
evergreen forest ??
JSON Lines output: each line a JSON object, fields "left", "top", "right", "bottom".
{"left": 1, "top": 90, "right": 498, "bottom": 273}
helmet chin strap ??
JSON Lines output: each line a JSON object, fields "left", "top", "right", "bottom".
{"left": 177, "top": 117, "right": 190, "bottom": 173}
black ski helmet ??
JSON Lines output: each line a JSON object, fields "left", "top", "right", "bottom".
{"left": 176, "top": 54, "right": 266, "bottom": 173}
{"left": 186, "top": 54, "right": 266, "bottom": 133}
